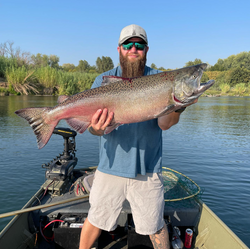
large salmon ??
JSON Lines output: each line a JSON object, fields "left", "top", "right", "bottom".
{"left": 15, "top": 63, "right": 214, "bottom": 149}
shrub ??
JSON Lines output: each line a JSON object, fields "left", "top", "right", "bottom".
{"left": 219, "top": 83, "right": 231, "bottom": 94}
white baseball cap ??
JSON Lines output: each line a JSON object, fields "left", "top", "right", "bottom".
{"left": 118, "top": 24, "right": 148, "bottom": 46}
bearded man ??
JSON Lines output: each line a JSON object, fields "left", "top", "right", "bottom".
{"left": 79, "top": 24, "right": 188, "bottom": 249}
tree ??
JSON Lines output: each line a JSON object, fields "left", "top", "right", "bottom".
{"left": 151, "top": 63, "right": 157, "bottom": 69}
{"left": 0, "top": 41, "right": 31, "bottom": 66}
{"left": 225, "top": 67, "right": 250, "bottom": 86}
{"left": 31, "top": 53, "right": 59, "bottom": 68}
{"left": 210, "top": 52, "right": 250, "bottom": 71}
{"left": 158, "top": 67, "right": 166, "bottom": 71}
{"left": 77, "top": 60, "right": 90, "bottom": 72}
{"left": 49, "top": 55, "right": 59, "bottom": 68}
{"left": 62, "top": 63, "right": 76, "bottom": 72}
{"left": 209, "top": 59, "right": 225, "bottom": 71}
{"left": 96, "top": 56, "right": 114, "bottom": 73}
{"left": 185, "top": 59, "right": 203, "bottom": 67}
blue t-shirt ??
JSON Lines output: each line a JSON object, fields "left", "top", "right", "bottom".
{"left": 91, "top": 66, "right": 163, "bottom": 178}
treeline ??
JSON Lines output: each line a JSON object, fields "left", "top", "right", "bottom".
{"left": 0, "top": 41, "right": 114, "bottom": 95}
{"left": 0, "top": 41, "right": 249, "bottom": 96}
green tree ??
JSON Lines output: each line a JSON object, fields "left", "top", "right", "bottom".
{"left": 210, "top": 51, "right": 250, "bottom": 71}
{"left": 31, "top": 53, "right": 59, "bottom": 68}
{"left": 151, "top": 63, "right": 157, "bottom": 69}
{"left": 96, "top": 56, "right": 114, "bottom": 73}
{"left": 62, "top": 63, "right": 76, "bottom": 72}
{"left": 201, "top": 72, "right": 209, "bottom": 83}
{"left": 185, "top": 58, "right": 203, "bottom": 67}
{"left": 77, "top": 60, "right": 90, "bottom": 72}
{"left": 158, "top": 67, "right": 166, "bottom": 71}
{"left": 225, "top": 67, "right": 250, "bottom": 86}
{"left": 209, "top": 59, "right": 225, "bottom": 71}
{"left": 49, "top": 55, "right": 59, "bottom": 68}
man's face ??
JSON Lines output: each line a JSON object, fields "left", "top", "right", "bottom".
{"left": 118, "top": 37, "right": 149, "bottom": 77}
{"left": 117, "top": 37, "right": 148, "bottom": 62}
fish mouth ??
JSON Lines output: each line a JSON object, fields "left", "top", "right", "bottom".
{"left": 173, "top": 80, "right": 215, "bottom": 105}
{"left": 173, "top": 94, "right": 182, "bottom": 104}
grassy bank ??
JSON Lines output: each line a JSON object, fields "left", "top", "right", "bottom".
{"left": 1, "top": 64, "right": 99, "bottom": 96}
{"left": 0, "top": 56, "right": 249, "bottom": 96}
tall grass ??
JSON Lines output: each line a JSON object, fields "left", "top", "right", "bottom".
{"left": 57, "top": 71, "right": 99, "bottom": 95}
{"left": 34, "top": 66, "right": 60, "bottom": 88}
{"left": 231, "top": 83, "right": 248, "bottom": 96}
{"left": 5, "top": 66, "right": 38, "bottom": 95}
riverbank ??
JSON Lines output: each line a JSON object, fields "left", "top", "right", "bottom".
{"left": 0, "top": 77, "right": 249, "bottom": 97}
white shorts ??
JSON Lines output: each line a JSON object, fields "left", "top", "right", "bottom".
{"left": 88, "top": 170, "right": 165, "bottom": 235}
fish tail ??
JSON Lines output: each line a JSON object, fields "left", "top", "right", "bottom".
{"left": 15, "top": 107, "right": 55, "bottom": 149}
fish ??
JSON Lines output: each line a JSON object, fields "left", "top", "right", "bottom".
{"left": 15, "top": 63, "right": 214, "bottom": 149}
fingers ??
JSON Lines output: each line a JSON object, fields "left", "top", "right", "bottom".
{"left": 91, "top": 108, "right": 114, "bottom": 133}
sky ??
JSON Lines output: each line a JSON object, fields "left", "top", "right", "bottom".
{"left": 0, "top": 0, "right": 250, "bottom": 70}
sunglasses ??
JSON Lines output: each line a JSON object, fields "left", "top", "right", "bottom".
{"left": 122, "top": 42, "right": 147, "bottom": 51}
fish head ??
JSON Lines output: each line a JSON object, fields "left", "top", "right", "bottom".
{"left": 173, "top": 63, "right": 214, "bottom": 104}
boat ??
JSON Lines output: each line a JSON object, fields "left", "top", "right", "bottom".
{"left": 0, "top": 127, "right": 248, "bottom": 249}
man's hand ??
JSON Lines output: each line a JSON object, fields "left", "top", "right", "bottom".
{"left": 88, "top": 108, "right": 114, "bottom": 136}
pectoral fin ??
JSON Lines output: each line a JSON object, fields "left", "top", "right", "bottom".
{"left": 154, "top": 105, "right": 176, "bottom": 118}
{"left": 104, "top": 123, "right": 122, "bottom": 134}
{"left": 65, "top": 118, "right": 90, "bottom": 134}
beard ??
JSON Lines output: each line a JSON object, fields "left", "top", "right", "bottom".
{"left": 119, "top": 51, "right": 147, "bottom": 78}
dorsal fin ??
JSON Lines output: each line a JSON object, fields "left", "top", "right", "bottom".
{"left": 57, "top": 95, "right": 69, "bottom": 103}
{"left": 101, "top": 76, "right": 123, "bottom": 86}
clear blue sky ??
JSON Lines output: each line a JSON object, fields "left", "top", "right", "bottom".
{"left": 1, "top": 0, "right": 249, "bottom": 69}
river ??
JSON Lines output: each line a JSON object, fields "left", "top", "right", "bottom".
{"left": 0, "top": 95, "right": 249, "bottom": 247}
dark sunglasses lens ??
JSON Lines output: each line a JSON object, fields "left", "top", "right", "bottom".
{"left": 122, "top": 43, "right": 133, "bottom": 50}
{"left": 135, "top": 43, "right": 146, "bottom": 50}
{"left": 122, "top": 42, "right": 146, "bottom": 50}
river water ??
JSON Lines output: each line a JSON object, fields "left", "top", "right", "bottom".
{"left": 0, "top": 95, "right": 249, "bottom": 247}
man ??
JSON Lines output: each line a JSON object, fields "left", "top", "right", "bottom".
{"left": 79, "top": 24, "right": 194, "bottom": 249}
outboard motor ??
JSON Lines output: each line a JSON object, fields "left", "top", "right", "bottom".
{"left": 42, "top": 127, "right": 78, "bottom": 181}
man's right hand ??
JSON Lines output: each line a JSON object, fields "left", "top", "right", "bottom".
{"left": 88, "top": 108, "right": 114, "bottom": 136}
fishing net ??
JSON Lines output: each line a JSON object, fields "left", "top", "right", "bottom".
{"left": 162, "top": 167, "right": 201, "bottom": 207}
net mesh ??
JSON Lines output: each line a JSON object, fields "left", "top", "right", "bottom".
{"left": 162, "top": 167, "right": 201, "bottom": 202}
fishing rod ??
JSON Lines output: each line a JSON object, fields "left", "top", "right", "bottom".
{"left": 0, "top": 194, "right": 89, "bottom": 219}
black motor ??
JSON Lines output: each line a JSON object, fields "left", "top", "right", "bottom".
{"left": 42, "top": 127, "right": 78, "bottom": 181}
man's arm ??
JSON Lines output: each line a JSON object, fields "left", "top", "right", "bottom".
{"left": 157, "top": 112, "right": 181, "bottom": 130}
{"left": 158, "top": 99, "right": 198, "bottom": 130}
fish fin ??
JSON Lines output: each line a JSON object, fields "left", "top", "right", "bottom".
{"left": 101, "top": 76, "right": 137, "bottom": 86}
{"left": 65, "top": 118, "right": 90, "bottom": 134}
{"left": 101, "top": 76, "right": 123, "bottom": 86}
{"left": 15, "top": 107, "right": 55, "bottom": 149}
{"left": 57, "top": 95, "right": 69, "bottom": 103}
{"left": 154, "top": 105, "right": 176, "bottom": 118}
{"left": 104, "top": 123, "right": 121, "bottom": 134}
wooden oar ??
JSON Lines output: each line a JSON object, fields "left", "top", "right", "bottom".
{"left": 0, "top": 194, "right": 89, "bottom": 219}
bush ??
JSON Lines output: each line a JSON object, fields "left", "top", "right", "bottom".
{"left": 219, "top": 83, "right": 231, "bottom": 94}
{"left": 231, "top": 83, "right": 248, "bottom": 95}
